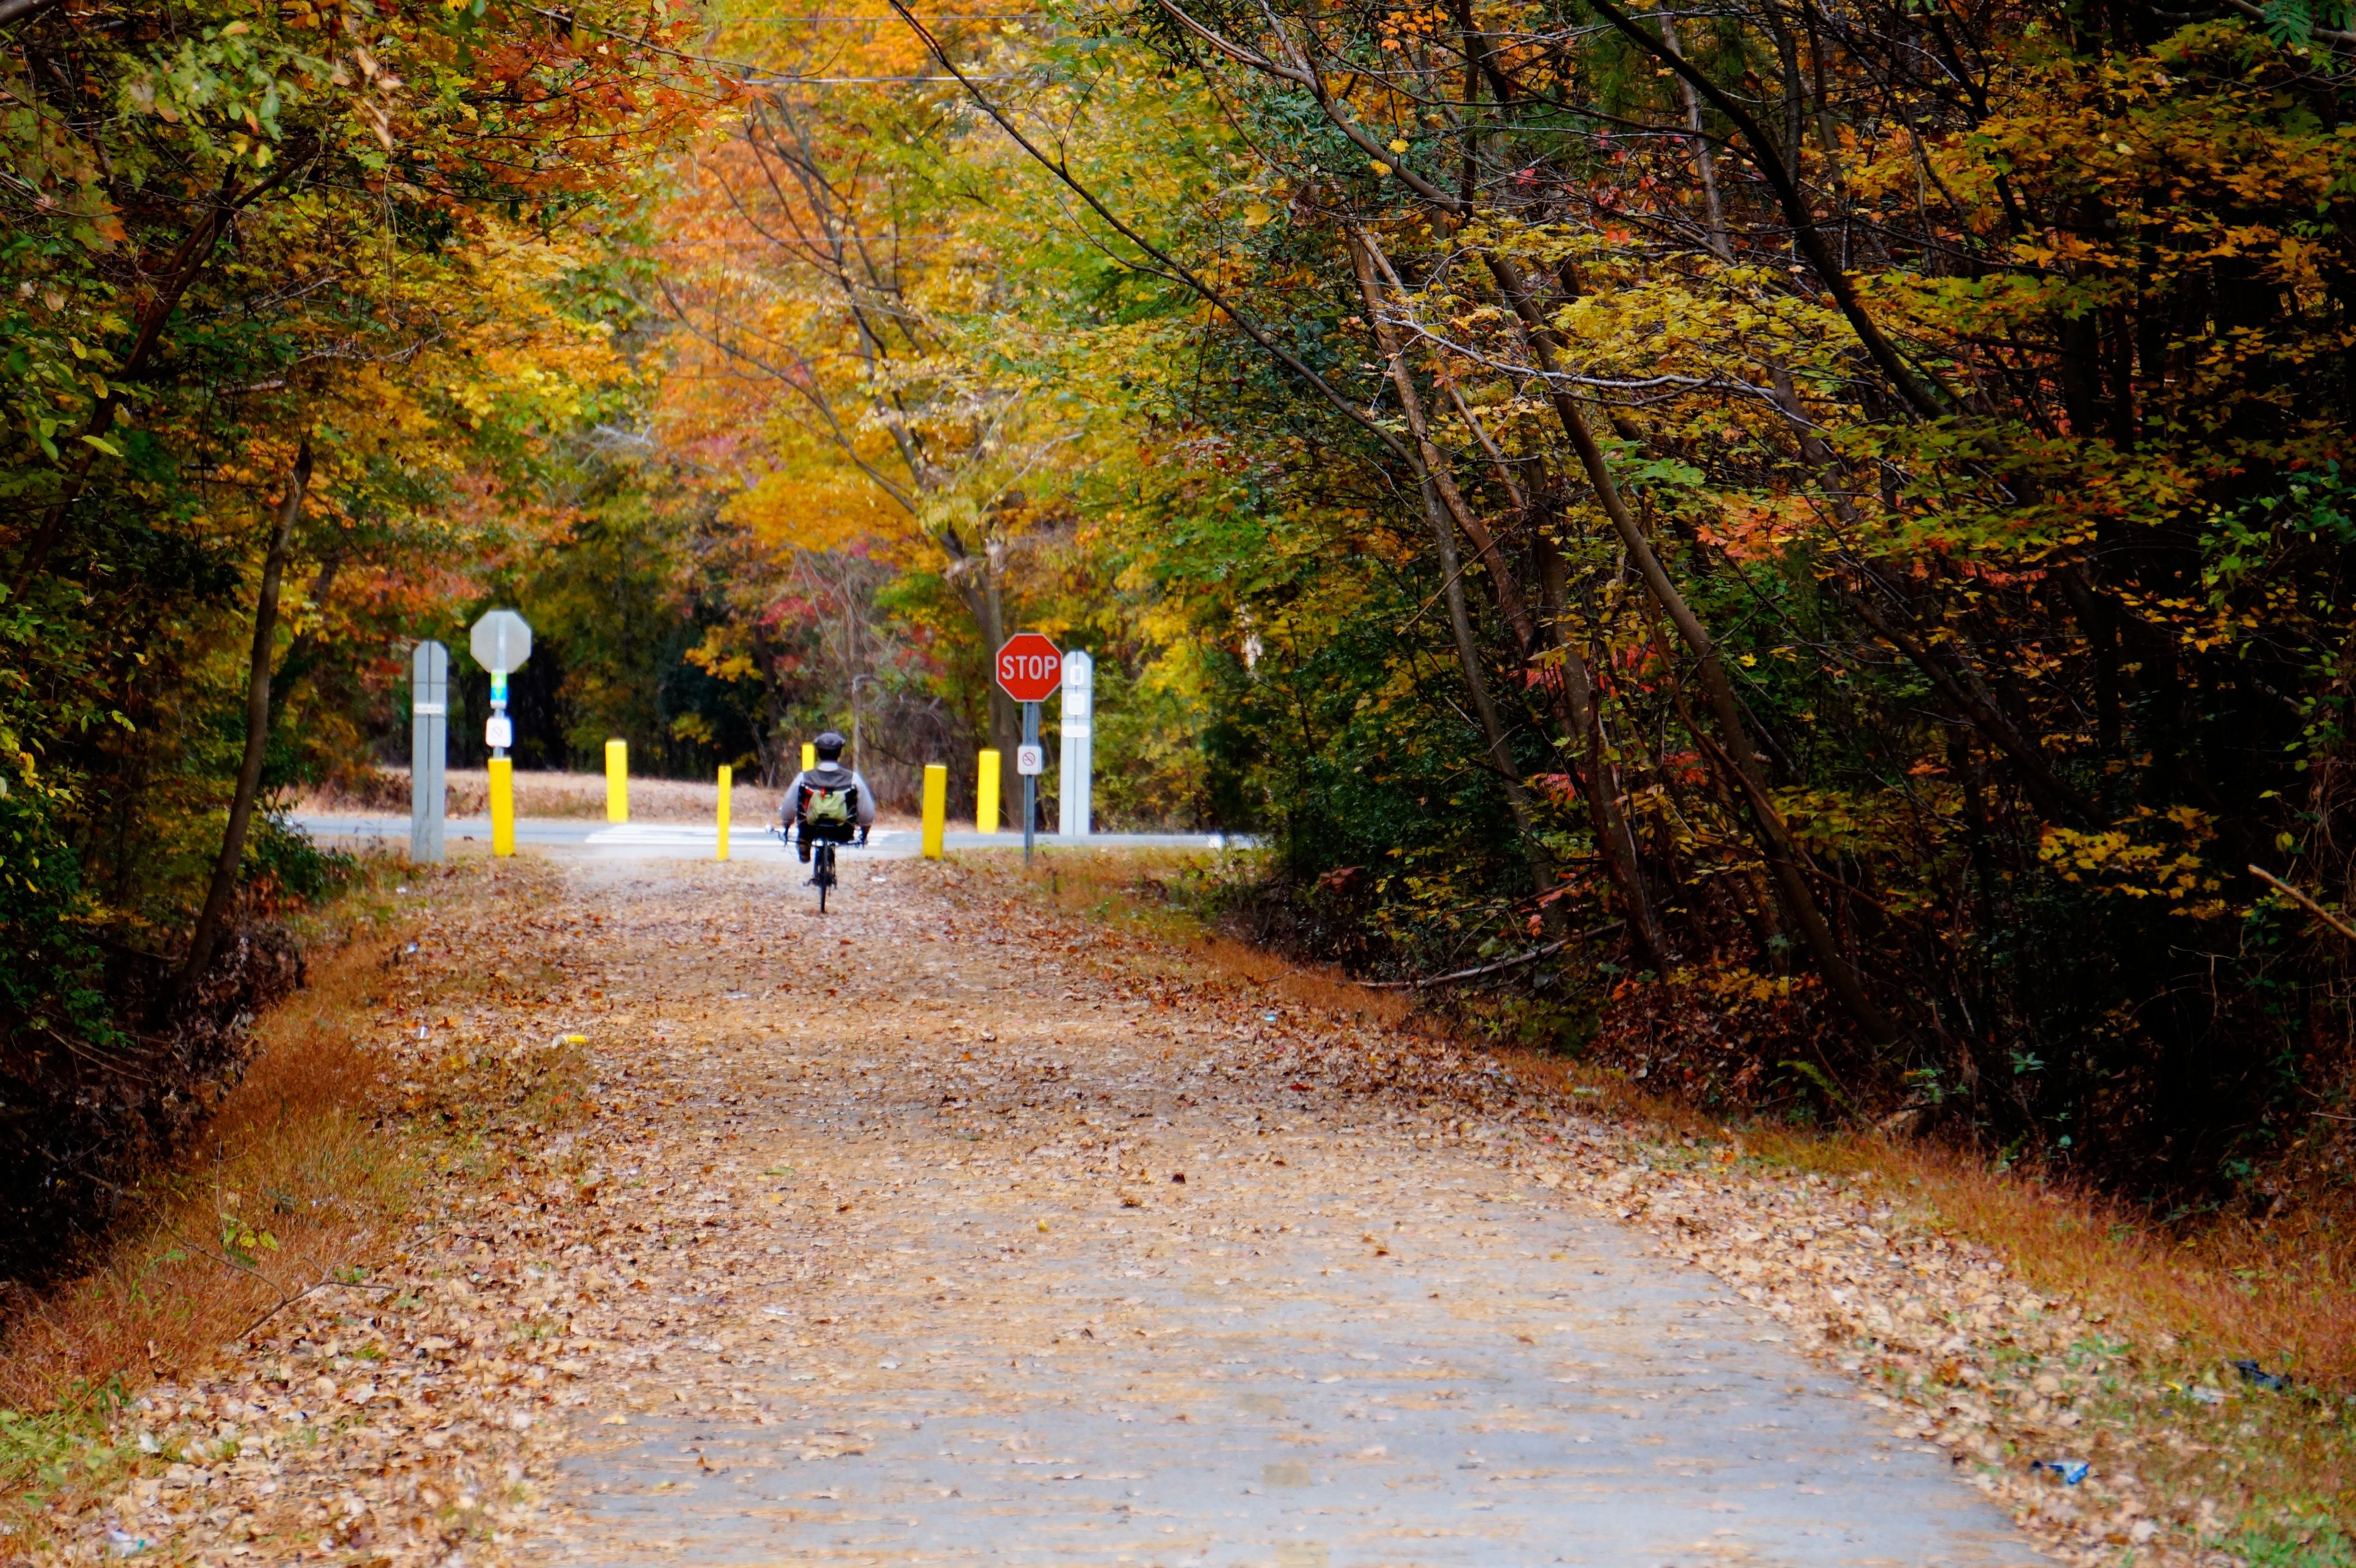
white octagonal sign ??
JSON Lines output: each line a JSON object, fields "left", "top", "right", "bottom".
{"left": 470, "top": 609, "right": 533, "bottom": 674}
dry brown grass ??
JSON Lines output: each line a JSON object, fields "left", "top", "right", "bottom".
{"left": 1495, "top": 1038, "right": 2356, "bottom": 1385}
{"left": 0, "top": 856, "right": 598, "bottom": 1558}
{"left": 1183, "top": 931, "right": 1420, "bottom": 1026}
{"left": 0, "top": 955, "right": 406, "bottom": 1419}
{"left": 1485, "top": 1046, "right": 2356, "bottom": 1396}
{"left": 0, "top": 868, "right": 444, "bottom": 1551}
{"left": 298, "top": 764, "right": 786, "bottom": 824}
{"left": 1493, "top": 1047, "right": 2356, "bottom": 1534}
{"left": 31, "top": 843, "right": 2331, "bottom": 1550}
{"left": 1752, "top": 1131, "right": 2356, "bottom": 1388}
{"left": 1755, "top": 1131, "right": 2356, "bottom": 1532}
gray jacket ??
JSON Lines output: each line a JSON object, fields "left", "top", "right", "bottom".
{"left": 783, "top": 763, "right": 878, "bottom": 829}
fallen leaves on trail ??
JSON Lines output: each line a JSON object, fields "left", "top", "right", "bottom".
{"left": 1547, "top": 1156, "right": 2184, "bottom": 1562}
{"left": 21, "top": 858, "right": 2227, "bottom": 1568}
{"left": 930, "top": 880, "right": 2221, "bottom": 1568}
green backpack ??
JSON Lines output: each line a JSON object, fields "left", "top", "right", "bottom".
{"left": 806, "top": 782, "right": 854, "bottom": 828}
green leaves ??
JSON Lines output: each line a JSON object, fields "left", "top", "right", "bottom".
{"left": 126, "top": 21, "right": 323, "bottom": 167}
{"left": 217, "top": 1209, "right": 282, "bottom": 1269}
{"left": 1622, "top": 455, "right": 1706, "bottom": 491}
{"left": 0, "top": 1, "right": 709, "bottom": 1165}
{"left": 2257, "top": 0, "right": 2355, "bottom": 44}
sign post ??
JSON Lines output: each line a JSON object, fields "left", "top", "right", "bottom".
{"left": 1058, "top": 649, "right": 1093, "bottom": 839}
{"left": 994, "top": 633, "right": 1061, "bottom": 867}
{"left": 409, "top": 641, "right": 448, "bottom": 864}
{"left": 469, "top": 610, "right": 533, "bottom": 859}
{"left": 1016, "top": 715, "right": 1043, "bottom": 866}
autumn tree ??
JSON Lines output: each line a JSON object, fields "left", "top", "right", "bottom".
{"left": 651, "top": 0, "right": 1179, "bottom": 818}
{"left": 873, "top": 0, "right": 2356, "bottom": 1185}
{"left": 0, "top": 0, "right": 707, "bottom": 1262}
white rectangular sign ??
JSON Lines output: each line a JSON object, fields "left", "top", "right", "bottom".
{"left": 485, "top": 715, "right": 514, "bottom": 750}
{"left": 1059, "top": 649, "right": 1093, "bottom": 837}
{"left": 1015, "top": 743, "right": 1044, "bottom": 777}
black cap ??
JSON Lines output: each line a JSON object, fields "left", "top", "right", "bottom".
{"left": 814, "top": 731, "right": 847, "bottom": 758}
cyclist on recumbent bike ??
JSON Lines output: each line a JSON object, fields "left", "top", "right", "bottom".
{"left": 782, "top": 731, "right": 877, "bottom": 883}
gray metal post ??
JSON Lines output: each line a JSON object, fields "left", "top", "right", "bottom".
{"left": 409, "top": 640, "right": 448, "bottom": 864}
{"left": 1021, "top": 699, "right": 1039, "bottom": 866}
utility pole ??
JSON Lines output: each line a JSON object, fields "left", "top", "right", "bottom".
{"left": 850, "top": 672, "right": 880, "bottom": 770}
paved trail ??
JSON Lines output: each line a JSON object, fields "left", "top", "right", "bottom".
{"left": 514, "top": 858, "right": 2040, "bottom": 1567}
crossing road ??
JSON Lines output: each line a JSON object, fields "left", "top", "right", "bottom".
{"left": 290, "top": 814, "right": 1243, "bottom": 861}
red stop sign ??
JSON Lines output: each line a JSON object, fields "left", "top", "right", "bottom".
{"left": 995, "top": 633, "right": 1063, "bottom": 702}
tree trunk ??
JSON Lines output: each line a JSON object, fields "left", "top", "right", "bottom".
{"left": 1484, "top": 252, "right": 1901, "bottom": 1045}
{"left": 1761, "top": 365, "right": 2098, "bottom": 824}
{"left": 173, "top": 439, "right": 312, "bottom": 1004}
{"left": 1658, "top": 10, "right": 1733, "bottom": 262}
{"left": 0, "top": 0, "right": 69, "bottom": 29}
{"left": 1422, "top": 302, "right": 1668, "bottom": 966}
{"left": 266, "top": 552, "right": 343, "bottom": 736}
{"left": 980, "top": 558, "right": 1022, "bottom": 829}
{"left": 1423, "top": 474, "right": 1547, "bottom": 848}
{"left": 946, "top": 542, "right": 1020, "bottom": 828}
{"left": 1347, "top": 237, "right": 1551, "bottom": 893}
{"left": 1534, "top": 531, "right": 1668, "bottom": 969}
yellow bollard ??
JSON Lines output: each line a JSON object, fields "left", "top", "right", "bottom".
{"left": 604, "top": 739, "right": 628, "bottom": 823}
{"left": 801, "top": 741, "right": 816, "bottom": 774}
{"left": 715, "top": 764, "right": 732, "bottom": 861}
{"left": 921, "top": 763, "right": 947, "bottom": 859}
{"left": 976, "top": 749, "right": 1000, "bottom": 834}
{"left": 490, "top": 756, "right": 515, "bottom": 856}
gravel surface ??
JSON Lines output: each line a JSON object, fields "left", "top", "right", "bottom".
{"left": 34, "top": 856, "right": 2202, "bottom": 1567}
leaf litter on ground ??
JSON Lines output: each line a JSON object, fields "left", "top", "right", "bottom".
{"left": 9, "top": 853, "right": 2330, "bottom": 1568}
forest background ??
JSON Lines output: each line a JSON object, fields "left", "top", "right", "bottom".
{"left": 10, "top": 0, "right": 2356, "bottom": 1269}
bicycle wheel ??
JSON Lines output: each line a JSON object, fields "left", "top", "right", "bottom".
{"left": 817, "top": 844, "right": 834, "bottom": 913}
